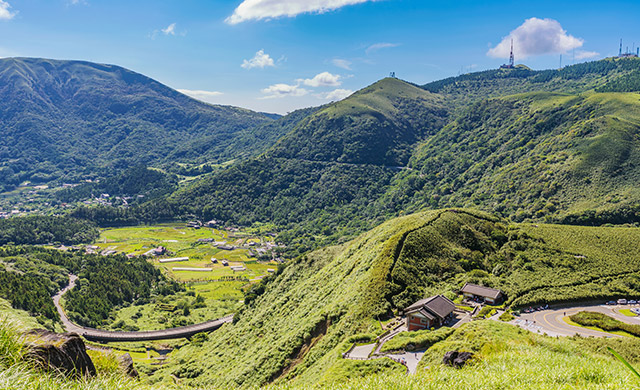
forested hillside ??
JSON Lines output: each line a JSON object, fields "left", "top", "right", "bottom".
{"left": 0, "top": 57, "right": 277, "bottom": 191}
{"left": 0, "top": 246, "right": 182, "bottom": 329}
{"left": 92, "top": 58, "right": 640, "bottom": 255}
{"left": 383, "top": 90, "right": 640, "bottom": 224}
{"left": 154, "top": 78, "right": 449, "bottom": 253}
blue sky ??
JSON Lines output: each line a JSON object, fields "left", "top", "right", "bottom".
{"left": 1, "top": 0, "right": 639, "bottom": 114}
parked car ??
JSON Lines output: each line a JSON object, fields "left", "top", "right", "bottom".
{"left": 629, "top": 300, "right": 637, "bottom": 305}
{"left": 618, "top": 299, "right": 628, "bottom": 305}
{"left": 606, "top": 301, "right": 616, "bottom": 305}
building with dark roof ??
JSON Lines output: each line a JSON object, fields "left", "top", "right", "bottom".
{"left": 404, "top": 295, "right": 456, "bottom": 331}
{"left": 461, "top": 283, "right": 504, "bottom": 304}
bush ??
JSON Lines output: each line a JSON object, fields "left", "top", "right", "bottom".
{"left": 570, "top": 311, "right": 640, "bottom": 336}
{"left": 381, "top": 327, "right": 454, "bottom": 352}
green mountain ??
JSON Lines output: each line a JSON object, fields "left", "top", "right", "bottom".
{"left": 0, "top": 57, "right": 277, "bottom": 191}
{"left": 133, "top": 58, "right": 640, "bottom": 253}
{"left": 268, "top": 77, "right": 448, "bottom": 166}
{"left": 147, "top": 78, "right": 448, "bottom": 253}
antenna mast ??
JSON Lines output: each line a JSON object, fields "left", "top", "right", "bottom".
{"left": 620, "top": 39, "right": 623, "bottom": 57}
{"left": 509, "top": 39, "right": 515, "bottom": 67}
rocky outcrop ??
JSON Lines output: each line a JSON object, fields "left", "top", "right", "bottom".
{"left": 23, "top": 329, "right": 96, "bottom": 378}
{"left": 442, "top": 350, "right": 474, "bottom": 368}
{"left": 118, "top": 353, "right": 139, "bottom": 378}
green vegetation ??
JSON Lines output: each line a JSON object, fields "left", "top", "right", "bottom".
{"left": 84, "top": 58, "right": 640, "bottom": 258}
{"left": 619, "top": 309, "right": 637, "bottom": 317}
{"left": 0, "top": 215, "right": 99, "bottom": 245}
{"left": 0, "top": 57, "right": 275, "bottom": 191}
{"left": 56, "top": 166, "right": 178, "bottom": 204}
{"left": 498, "top": 311, "right": 515, "bottom": 322}
{"left": 142, "top": 209, "right": 640, "bottom": 388}
{"left": 570, "top": 311, "right": 640, "bottom": 337}
{"left": 64, "top": 254, "right": 183, "bottom": 328}
{"left": 380, "top": 327, "right": 453, "bottom": 352}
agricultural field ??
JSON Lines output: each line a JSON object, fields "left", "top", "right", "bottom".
{"left": 92, "top": 223, "right": 282, "bottom": 330}
{"left": 94, "top": 223, "right": 280, "bottom": 282}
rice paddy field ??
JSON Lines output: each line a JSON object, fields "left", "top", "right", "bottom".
{"left": 93, "top": 223, "right": 279, "bottom": 282}
{"left": 90, "top": 224, "right": 281, "bottom": 333}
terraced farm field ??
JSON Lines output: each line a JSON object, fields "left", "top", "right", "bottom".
{"left": 91, "top": 224, "right": 282, "bottom": 331}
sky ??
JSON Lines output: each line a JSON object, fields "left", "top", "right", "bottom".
{"left": 1, "top": 0, "right": 639, "bottom": 114}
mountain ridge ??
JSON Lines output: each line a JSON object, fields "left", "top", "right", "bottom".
{"left": 0, "top": 57, "right": 280, "bottom": 190}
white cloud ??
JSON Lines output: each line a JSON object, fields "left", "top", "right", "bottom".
{"left": 162, "top": 23, "right": 177, "bottom": 36}
{"left": 301, "top": 71, "right": 341, "bottom": 87}
{"left": 68, "top": 0, "right": 87, "bottom": 5}
{"left": 323, "top": 88, "right": 353, "bottom": 101}
{"left": 261, "top": 83, "right": 309, "bottom": 99}
{"left": 0, "top": 1, "right": 16, "bottom": 20}
{"left": 178, "top": 89, "right": 224, "bottom": 103}
{"left": 242, "top": 49, "right": 275, "bottom": 69}
{"left": 487, "top": 17, "right": 584, "bottom": 59}
{"left": 331, "top": 58, "right": 352, "bottom": 70}
{"left": 226, "top": 0, "right": 375, "bottom": 24}
{"left": 366, "top": 42, "right": 399, "bottom": 55}
{"left": 575, "top": 50, "right": 599, "bottom": 60}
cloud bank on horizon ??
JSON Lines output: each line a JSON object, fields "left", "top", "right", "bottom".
{"left": 488, "top": 17, "right": 598, "bottom": 60}
{"left": 226, "top": 0, "right": 375, "bottom": 24}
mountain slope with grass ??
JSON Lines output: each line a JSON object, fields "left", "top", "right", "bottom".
{"left": 149, "top": 209, "right": 640, "bottom": 388}
{"left": 153, "top": 78, "right": 449, "bottom": 254}
{"left": 0, "top": 57, "right": 277, "bottom": 190}
{"left": 384, "top": 90, "right": 640, "bottom": 224}
{"left": 114, "top": 58, "right": 640, "bottom": 256}
{"left": 268, "top": 77, "right": 449, "bottom": 166}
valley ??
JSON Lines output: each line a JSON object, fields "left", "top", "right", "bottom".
{"left": 3, "top": 56, "right": 640, "bottom": 389}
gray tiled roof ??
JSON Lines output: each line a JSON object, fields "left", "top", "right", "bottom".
{"left": 461, "top": 283, "right": 503, "bottom": 299}
{"left": 405, "top": 295, "right": 456, "bottom": 320}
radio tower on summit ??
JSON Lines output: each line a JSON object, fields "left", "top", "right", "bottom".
{"left": 500, "top": 39, "right": 516, "bottom": 69}
{"left": 509, "top": 39, "right": 515, "bottom": 67}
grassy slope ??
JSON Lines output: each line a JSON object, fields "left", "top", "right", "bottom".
{"left": 290, "top": 321, "right": 639, "bottom": 390}
{"left": 152, "top": 209, "right": 640, "bottom": 388}
{"left": 268, "top": 78, "right": 448, "bottom": 166}
{"left": 154, "top": 209, "right": 445, "bottom": 388}
{"left": 383, "top": 90, "right": 640, "bottom": 224}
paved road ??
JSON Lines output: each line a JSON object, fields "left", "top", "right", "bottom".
{"left": 349, "top": 343, "right": 376, "bottom": 359}
{"left": 513, "top": 303, "right": 640, "bottom": 338}
{"left": 385, "top": 350, "right": 425, "bottom": 374}
{"left": 53, "top": 275, "right": 233, "bottom": 342}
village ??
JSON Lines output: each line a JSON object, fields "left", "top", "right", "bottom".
{"left": 84, "top": 220, "right": 285, "bottom": 287}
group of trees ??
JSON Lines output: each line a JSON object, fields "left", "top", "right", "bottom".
{"left": 56, "top": 165, "right": 177, "bottom": 204}
{"left": 0, "top": 215, "right": 99, "bottom": 245}
{"left": 0, "top": 246, "right": 182, "bottom": 328}
{"left": 64, "top": 254, "right": 183, "bottom": 327}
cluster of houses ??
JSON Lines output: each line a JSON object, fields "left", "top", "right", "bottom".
{"left": 403, "top": 283, "right": 504, "bottom": 331}
{"left": 0, "top": 210, "right": 23, "bottom": 219}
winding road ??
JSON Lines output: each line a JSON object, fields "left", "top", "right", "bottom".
{"left": 53, "top": 275, "right": 233, "bottom": 342}
{"left": 512, "top": 303, "right": 640, "bottom": 338}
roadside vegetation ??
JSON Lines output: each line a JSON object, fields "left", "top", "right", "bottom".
{"left": 570, "top": 311, "right": 640, "bottom": 337}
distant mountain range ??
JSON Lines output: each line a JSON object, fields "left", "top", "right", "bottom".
{"left": 4, "top": 56, "right": 640, "bottom": 247}
{"left": 154, "top": 57, "right": 640, "bottom": 253}
{"left": 0, "top": 57, "right": 280, "bottom": 191}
